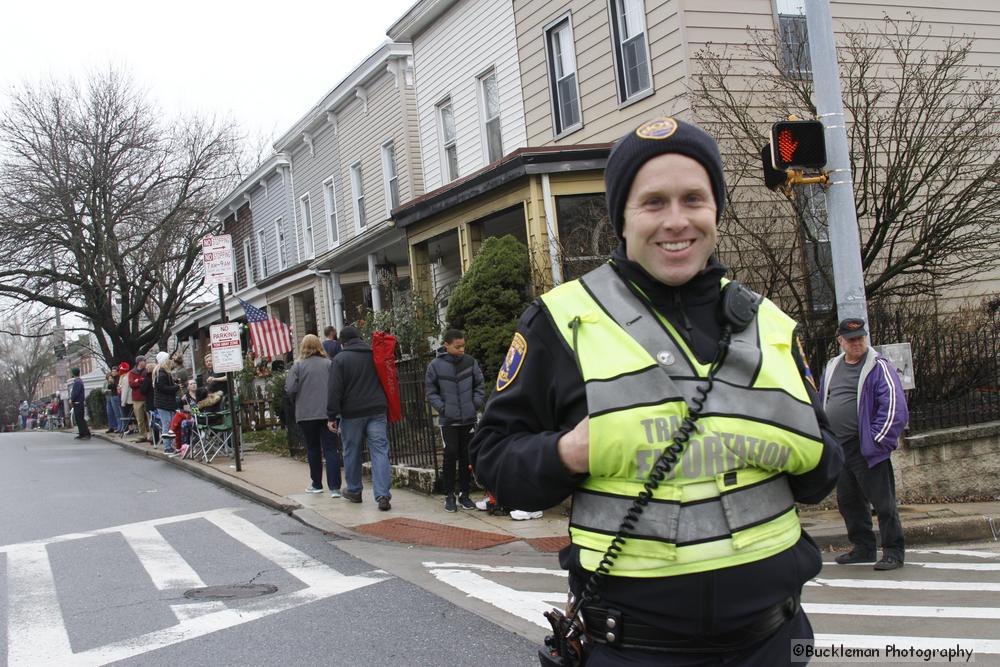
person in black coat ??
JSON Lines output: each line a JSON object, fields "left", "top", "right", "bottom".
{"left": 425, "top": 329, "right": 484, "bottom": 512}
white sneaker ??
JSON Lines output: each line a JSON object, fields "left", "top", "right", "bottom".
{"left": 329, "top": 490, "right": 342, "bottom": 498}
{"left": 509, "top": 509, "right": 543, "bottom": 521}
{"left": 305, "top": 486, "right": 324, "bottom": 494}
{"left": 475, "top": 498, "right": 489, "bottom": 511}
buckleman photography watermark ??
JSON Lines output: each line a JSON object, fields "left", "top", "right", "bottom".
{"left": 791, "top": 640, "right": 976, "bottom": 663}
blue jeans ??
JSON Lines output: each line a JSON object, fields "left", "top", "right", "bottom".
{"left": 157, "top": 408, "right": 176, "bottom": 452}
{"left": 106, "top": 396, "right": 121, "bottom": 431}
{"left": 340, "top": 413, "right": 391, "bottom": 500}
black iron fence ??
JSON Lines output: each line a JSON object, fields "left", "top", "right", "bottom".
{"left": 803, "top": 327, "right": 1000, "bottom": 434}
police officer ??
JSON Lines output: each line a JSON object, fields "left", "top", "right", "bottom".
{"left": 471, "top": 117, "right": 844, "bottom": 666}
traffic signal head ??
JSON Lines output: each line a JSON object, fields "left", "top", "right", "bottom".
{"left": 770, "top": 120, "right": 826, "bottom": 170}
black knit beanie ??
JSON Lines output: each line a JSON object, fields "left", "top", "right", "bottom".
{"left": 604, "top": 117, "right": 726, "bottom": 240}
{"left": 339, "top": 326, "right": 362, "bottom": 344}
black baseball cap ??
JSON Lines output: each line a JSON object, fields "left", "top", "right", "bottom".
{"left": 837, "top": 318, "right": 867, "bottom": 339}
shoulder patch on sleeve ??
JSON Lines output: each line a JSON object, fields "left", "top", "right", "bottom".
{"left": 496, "top": 332, "right": 528, "bottom": 392}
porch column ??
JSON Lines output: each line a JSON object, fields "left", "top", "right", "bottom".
{"left": 330, "top": 272, "right": 345, "bottom": 332}
{"left": 367, "top": 253, "right": 383, "bottom": 313}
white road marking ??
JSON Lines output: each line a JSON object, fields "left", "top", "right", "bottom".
{"left": 816, "top": 633, "right": 1000, "bottom": 655}
{"left": 427, "top": 568, "right": 563, "bottom": 630}
{"left": 909, "top": 549, "right": 999, "bottom": 559}
{"left": 803, "top": 602, "right": 1000, "bottom": 619}
{"left": 119, "top": 522, "right": 226, "bottom": 621}
{"left": 422, "top": 561, "right": 567, "bottom": 576}
{"left": 807, "top": 578, "right": 1000, "bottom": 592}
{"left": 3, "top": 508, "right": 393, "bottom": 667}
{"left": 826, "top": 560, "right": 1000, "bottom": 572}
{"left": 5, "top": 544, "right": 74, "bottom": 665}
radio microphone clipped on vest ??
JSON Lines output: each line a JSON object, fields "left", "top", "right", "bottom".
{"left": 718, "top": 281, "right": 762, "bottom": 333}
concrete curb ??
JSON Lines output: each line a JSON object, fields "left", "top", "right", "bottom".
{"left": 809, "top": 514, "right": 1000, "bottom": 551}
{"left": 97, "top": 433, "right": 302, "bottom": 515}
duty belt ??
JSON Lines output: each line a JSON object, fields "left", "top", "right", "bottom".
{"left": 582, "top": 595, "right": 799, "bottom": 653}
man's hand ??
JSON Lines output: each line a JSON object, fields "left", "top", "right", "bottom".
{"left": 557, "top": 416, "right": 590, "bottom": 474}
{"left": 327, "top": 420, "right": 339, "bottom": 433}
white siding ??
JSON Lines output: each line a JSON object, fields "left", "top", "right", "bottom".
{"left": 413, "top": 0, "right": 528, "bottom": 192}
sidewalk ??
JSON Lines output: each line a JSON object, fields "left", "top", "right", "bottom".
{"left": 100, "top": 432, "right": 1000, "bottom": 553}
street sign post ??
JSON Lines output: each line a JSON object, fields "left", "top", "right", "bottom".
{"left": 202, "top": 234, "right": 235, "bottom": 286}
{"left": 209, "top": 323, "right": 243, "bottom": 373}
{"left": 202, "top": 234, "right": 242, "bottom": 470}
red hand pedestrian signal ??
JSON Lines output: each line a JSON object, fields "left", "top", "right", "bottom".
{"left": 769, "top": 120, "right": 826, "bottom": 170}
{"left": 777, "top": 129, "right": 799, "bottom": 165}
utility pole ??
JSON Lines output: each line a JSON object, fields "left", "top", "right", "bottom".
{"left": 804, "top": 0, "right": 869, "bottom": 325}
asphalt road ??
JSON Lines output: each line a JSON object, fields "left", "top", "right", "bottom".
{"left": 0, "top": 430, "right": 537, "bottom": 666}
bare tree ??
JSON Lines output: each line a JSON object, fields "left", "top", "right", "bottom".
{"left": 0, "top": 314, "right": 54, "bottom": 403}
{"left": 689, "top": 14, "right": 1000, "bottom": 336}
{"left": 0, "top": 68, "right": 246, "bottom": 365}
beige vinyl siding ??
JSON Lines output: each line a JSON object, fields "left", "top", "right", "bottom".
{"left": 515, "top": 0, "right": 688, "bottom": 146}
{"left": 335, "top": 69, "right": 418, "bottom": 235}
{"left": 412, "top": 0, "right": 527, "bottom": 192}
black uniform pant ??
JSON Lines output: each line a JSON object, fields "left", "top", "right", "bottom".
{"left": 73, "top": 403, "right": 91, "bottom": 438}
{"left": 583, "top": 608, "right": 814, "bottom": 666}
{"left": 836, "top": 440, "right": 904, "bottom": 560}
{"left": 441, "top": 423, "right": 475, "bottom": 497}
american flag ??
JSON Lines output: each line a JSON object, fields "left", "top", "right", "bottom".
{"left": 238, "top": 298, "right": 293, "bottom": 359}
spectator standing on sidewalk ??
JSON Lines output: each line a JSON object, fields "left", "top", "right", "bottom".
{"left": 118, "top": 361, "right": 132, "bottom": 433}
{"left": 105, "top": 367, "right": 122, "bottom": 433}
{"left": 152, "top": 351, "right": 180, "bottom": 454}
{"left": 322, "top": 325, "right": 342, "bottom": 359}
{"left": 70, "top": 367, "right": 91, "bottom": 440}
{"left": 425, "top": 329, "right": 484, "bottom": 513}
{"left": 286, "top": 334, "right": 342, "bottom": 496}
{"left": 326, "top": 326, "right": 392, "bottom": 511}
{"left": 129, "top": 356, "right": 151, "bottom": 442}
{"left": 820, "top": 318, "right": 909, "bottom": 571}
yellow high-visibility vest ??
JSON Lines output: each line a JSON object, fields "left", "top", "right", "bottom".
{"left": 539, "top": 264, "right": 824, "bottom": 578}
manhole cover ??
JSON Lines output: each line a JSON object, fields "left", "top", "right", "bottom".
{"left": 183, "top": 584, "right": 278, "bottom": 600}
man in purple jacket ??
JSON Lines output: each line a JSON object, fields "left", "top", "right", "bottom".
{"left": 819, "top": 318, "right": 909, "bottom": 571}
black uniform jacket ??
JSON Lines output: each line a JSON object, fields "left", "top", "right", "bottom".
{"left": 470, "top": 248, "right": 844, "bottom": 635}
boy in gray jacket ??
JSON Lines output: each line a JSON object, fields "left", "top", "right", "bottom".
{"left": 425, "top": 329, "right": 485, "bottom": 512}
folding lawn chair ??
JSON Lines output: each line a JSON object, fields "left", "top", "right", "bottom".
{"left": 190, "top": 408, "right": 234, "bottom": 463}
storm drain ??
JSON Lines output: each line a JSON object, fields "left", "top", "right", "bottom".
{"left": 183, "top": 584, "right": 278, "bottom": 600}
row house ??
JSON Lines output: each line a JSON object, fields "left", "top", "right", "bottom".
{"left": 284, "top": 41, "right": 422, "bottom": 331}
{"left": 390, "top": 0, "right": 1000, "bottom": 319}
{"left": 173, "top": 42, "right": 421, "bottom": 365}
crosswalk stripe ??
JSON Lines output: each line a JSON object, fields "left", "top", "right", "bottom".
{"left": 5, "top": 544, "right": 74, "bottom": 665}
{"left": 807, "top": 578, "right": 1000, "bottom": 592}
{"left": 118, "top": 523, "right": 227, "bottom": 622}
{"left": 422, "top": 562, "right": 568, "bottom": 576}
{"left": 909, "top": 549, "right": 999, "bottom": 559}
{"left": 825, "top": 560, "right": 1000, "bottom": 572}
{"left": 427, "top": 568, "right": 556, "bottom": 630}
{"left": 815, "top": 633, "right": 1000, "bottom": 655}
{"left": 803, "top": 602, "right": 1000, "bottom": 619}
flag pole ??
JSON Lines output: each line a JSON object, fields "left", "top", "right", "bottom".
{"left": 218, "top": 283, "right": 243, "bottom": 471}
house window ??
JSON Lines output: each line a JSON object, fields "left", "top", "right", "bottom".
{"left": 256, "top": 229, "right": 268, "bottom": 279}
{"left": 546, "top": 16, "right": 582, "bottom": 135}
{"left": 299, "top": 194, "right": 314, "bottom": 258}
{"left": 609, "top": 0, "right": 652, "bottom": 102}
{"left": 242, "top": 238, "right": 254, "bottom": 288}
{"left": 323, "top": 176, "right": 339, "bottom": 247}
{"left": 275, "top": 217, "right": 287, "bottom": 271}
{"left": 381, "top": 141, "right": 399, "bottom": 215}
{"left": 479, "top": 70, "right": 503, "bottom": 163}
{"left": 438, "top": 99, "right": 459, "bottom": 182}
{"left": 777, "top": 0, "right": 811, "bottom": 78}
{"left": 351, "top": 162, "right": 366, "bottom": 230}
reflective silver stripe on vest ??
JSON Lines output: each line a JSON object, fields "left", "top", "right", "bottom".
{"left": 585, "top": 367, "right": 820, "bottom": 437}
{"left": 580, "top": 265, "right": 694, "bottom": 376}
{"left": 580, "top": 265, "right": 761, "bottom": 386}
{"left": 571, "top": 475, "right": 794, "bottom": 545}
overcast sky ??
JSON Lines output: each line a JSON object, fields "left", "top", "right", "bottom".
{"left": 1, "top": 0, "right": 417, "bottom": 142}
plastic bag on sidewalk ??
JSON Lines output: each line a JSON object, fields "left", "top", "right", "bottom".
{"left": 372, "top": 331, "right": 402, "bottom": 424}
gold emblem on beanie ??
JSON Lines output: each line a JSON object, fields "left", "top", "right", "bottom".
{"left": 635, "top": 117, "right": 678, "bottom": 140}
